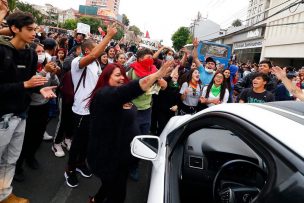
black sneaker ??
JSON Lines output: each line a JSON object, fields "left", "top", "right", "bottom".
{"left": 76, "top": 165, "right": 92, "bottom": 178}
{"left": 64, "top": 170, "right": 79, "bottom": 188}
{"left": 26, "top": 158, "right": 40, "bottom": 170}
{"left": 14, "top": 168, "right": 25, "bottom": 182}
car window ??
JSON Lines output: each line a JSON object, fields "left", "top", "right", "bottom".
{"left": 180, "top": 125, "right": 266, "bottom": 203}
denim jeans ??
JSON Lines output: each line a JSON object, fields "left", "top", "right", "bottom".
{"left": 0, "top": 114, "right": 25, "bottom": 201}
{"left": 137, "top": 108, "right": 152, "bottom": 135}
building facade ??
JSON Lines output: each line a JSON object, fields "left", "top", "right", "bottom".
{"left": 194, "top": 19, "right": 222, "bottom": 41}
{"left": 85, "top": 0, "right": 120, "bottom": 15}
{"left": 58, "top": 9, "right": 77, "bottom": 23}
{"left": 246, "top": 0, "right": 271, "bottom": 26}
{"left": 260, "top": 0, "right": 304, "bottom": 68}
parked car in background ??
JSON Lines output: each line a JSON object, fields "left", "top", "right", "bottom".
{"left": 131, "top": 101, "right": 304, "bottom": 203}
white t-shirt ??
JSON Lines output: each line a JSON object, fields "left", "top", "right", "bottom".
{"left": 202, "top": 86, "right": 229, "bottom": 107}
{"left": 71, "top": 57, "right": 101, "bottom": 115}
{"left": 179, "top": 82, "right": 201, "bottom": 107}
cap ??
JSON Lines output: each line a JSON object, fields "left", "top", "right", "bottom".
{"left": 205, "top": 57, "right": 216, "bottom": 64}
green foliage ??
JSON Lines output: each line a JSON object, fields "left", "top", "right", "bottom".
{"left": 62, "top": 19, "right": 77, "bottom": 30}
{"left": 113, "top": 28, "right": 124, "bottom": 40}
{"left": 122, "top": 14, "right": 129, "bottom": 26}
{"left": 232, "top": 19, "right": 242, "bottom": 27}
{"left": 78, "top": 16, "right": 103, "bottom": 34}
{"left": 186, "top": 34, "right": 193, "bottom": 44}
{"left": 171, "top": 27, "right": 190, "bottom": 51}
{"left": 129, "top": 25, "right": 142, "bottom": 36}
{"left": 7, "top": 0, "right": 16, "bottom": 12}
{"left": 16, "top": 1, "right": 44, "bottom": 25}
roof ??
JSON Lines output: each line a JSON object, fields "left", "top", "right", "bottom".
{"left": 195, "top": 101, "right": 304, "bottom": 158}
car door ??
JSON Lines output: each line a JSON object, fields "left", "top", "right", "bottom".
{"left": 164, "top": 111, "right": 304, "bottom": 203}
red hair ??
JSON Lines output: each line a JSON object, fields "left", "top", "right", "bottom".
{"left": 88, "top": 63, "right": 129, "bottom": 106}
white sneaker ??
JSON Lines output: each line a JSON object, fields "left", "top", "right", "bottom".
{"left": 62, "top": 138, "right": 72, "bottom": 151}
{"left": 52, "top": 144, "right": 65, "bottom": 157}
{"left": 43, "top": 132, "right": 53, "bottom": 141}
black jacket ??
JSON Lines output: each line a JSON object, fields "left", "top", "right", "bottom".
{"left": 234, "top": 72, "right": 278, "bottom": 94}
{"left": 87, "top": 80, "right": 144, "bottom": 179}
{"left": 0, "top": 37, "right": 38, "bottom": 116}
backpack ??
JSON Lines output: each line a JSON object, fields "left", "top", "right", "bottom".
{"left": 60, "top": 67, "right": 87, "bottom": 105}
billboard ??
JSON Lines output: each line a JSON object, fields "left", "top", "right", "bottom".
{"left": 97, "top": 8, "right": 116, "bottom": 19}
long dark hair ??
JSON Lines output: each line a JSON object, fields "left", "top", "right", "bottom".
{"left": 88, "top": 63, "right": 129, "bottom": 106}
{"left": 204, "top": 71, "right": 227, "bottom": 101}
{"left": 223, "top": 69, "right": 232, "bottom": 92}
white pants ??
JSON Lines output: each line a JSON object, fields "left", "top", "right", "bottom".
{"left": 0, "top": 114, "right": 25, "bottom": 201}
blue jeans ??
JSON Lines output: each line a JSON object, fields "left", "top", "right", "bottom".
{"left": 137, "top": 108, "right": 152, "bottom": 135}
{"left": 0, "top": 114, "right": 26, "bottom": 200}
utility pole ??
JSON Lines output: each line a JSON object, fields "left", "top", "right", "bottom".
{"left": 191, "top": 19, "right": 199, "bottom": 38}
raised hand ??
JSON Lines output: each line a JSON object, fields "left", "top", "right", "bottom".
{"left": 272, "top": 66, "right": 286, "bottom": 80}
{"left": 157, "top": 60, "right": 174, "bottom": 78}
{"left": 193, "top": 37, "right": 199, "bottom": 47}
{"left": 106, "top": 23, "right": 118, "bottom": 38}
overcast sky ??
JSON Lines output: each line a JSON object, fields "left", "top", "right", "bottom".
{"left": 24, "top": 0, "right": 248, "bottom": 46}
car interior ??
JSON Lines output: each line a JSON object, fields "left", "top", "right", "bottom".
{"left": 178, "top": 125, "right": 268, "bottom": 203}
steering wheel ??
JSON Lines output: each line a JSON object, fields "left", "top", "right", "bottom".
{"left": 212, "top": 159, "right": 266, "bottom": 203}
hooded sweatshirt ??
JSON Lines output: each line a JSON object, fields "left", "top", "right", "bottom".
{"left": 0, "top": 36, "right": 38, "bottom": 116}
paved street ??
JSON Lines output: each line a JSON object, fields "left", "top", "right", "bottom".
{"left": 12, "top": 118, "right": 151, "bottom": 203}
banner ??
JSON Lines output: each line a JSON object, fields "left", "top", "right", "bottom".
{"left": 77, "top": 23, "right": 90, "bottom": 35}
{"left": 97, "top": 8, "right": 116, "bottom": 19}
{"left": 139, "top": 38, "right": 160, "bottom": 51}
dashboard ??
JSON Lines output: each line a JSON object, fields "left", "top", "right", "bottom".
{"left": 182, "top": 127, "right": 262, "bottom": 186}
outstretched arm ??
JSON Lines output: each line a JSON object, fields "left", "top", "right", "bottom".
{"left": 192, "top": 38, "right": 202, "bottom": 67}
{"left": 139, "top": 61, "right": 174, "bottom": 91}
{"left": 79, "top": 24, "right": 117, "bottom": 68}
{"left": 272, "top": 66, "right": 304, "bottom": 101}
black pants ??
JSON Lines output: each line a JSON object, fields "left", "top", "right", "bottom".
{"left": 156, "top": 110, "right": 175, "bottom": 136}
{"left": 95, "top": 169, "right": 129, "bottom": 203}
{"left": 53, "top": 98, "right": 73, "bottom": 144}
{"left": 17, "top": 104, "right": 49, "bottom": 167}
{"left": 67, "top": 113, "right": 90, "bottom": 171}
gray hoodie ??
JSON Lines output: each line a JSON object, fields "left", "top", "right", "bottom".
{"left": 30, "top": 72, "right": 59, "bottom": 105}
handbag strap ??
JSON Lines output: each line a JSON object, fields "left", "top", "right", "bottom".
{"left": 74, "top": 67, "right": 87, "bottom": 94}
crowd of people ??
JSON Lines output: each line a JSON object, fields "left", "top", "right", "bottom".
{"left": 1, "top": 7, "right": 304, "bottom": 203}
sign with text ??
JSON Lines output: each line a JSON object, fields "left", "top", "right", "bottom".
{"left": 139, "top": 38, "right": 160, "bottom": 51}
{"left": 77, "top": 23, "right": 90, "bottom": 35}
{"left": 234, "top": 39, "right": 263, "bottom": 50}
{"left": 247, "top": 28, "right": 262, "bottom": 39}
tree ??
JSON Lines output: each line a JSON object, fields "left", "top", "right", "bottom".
{"left": 113, "top": 28, "right": 124, "bottom": 41}
{"left": 15, "top": 1, "right": 44, "bottom": 25}
{"left": 232, "top": 19, "right": 242, "bottom": 27}
{"left": 122, "top": 14, "right": 129, "bottom": 26}
{"left": 171, "top": 27, "right": 190, "bottom": 51}
{"left": 78, "top": 16, "right": 102, "bottom": 34}
{"left": 61, "top": 19, "right": 77, "bottom": 30}
{"left": 7, "top": 0, "right": 16, "bottom": 12}
{"left": 128, "top": 25, "right": 142, "bottom": 36}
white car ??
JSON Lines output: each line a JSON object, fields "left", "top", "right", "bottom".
{"left": 131, "top": 101, "right": 304, "bottom": 203}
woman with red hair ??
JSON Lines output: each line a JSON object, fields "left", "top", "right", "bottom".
{"left": 87, "top": 61, "right": 173, "bottom": 203}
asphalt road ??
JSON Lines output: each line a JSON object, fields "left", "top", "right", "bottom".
{"left": 12, "top": 118, "right": 151, "bottom": 203}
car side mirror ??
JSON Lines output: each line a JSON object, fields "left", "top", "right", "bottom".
{"left": 131, "top": 135, "right": 160, "bottom": 161}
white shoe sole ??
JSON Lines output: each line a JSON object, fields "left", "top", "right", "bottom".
{"left": 76, "top": 168, "right": 92, "bottom": 178}
{"left": 52, "top": 146, "right": 65, "bottom": 157}
{"left": 64, "top": 172, "right": 79, "bottom": 188}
